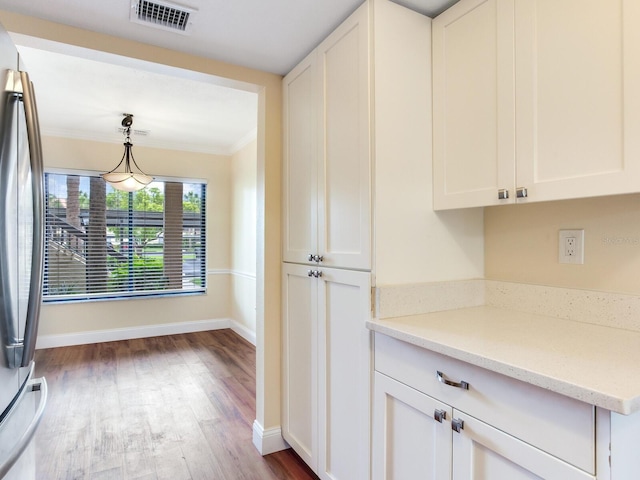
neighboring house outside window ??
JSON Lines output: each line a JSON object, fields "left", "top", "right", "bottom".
{"left": 43, "top": 171, "right": 206, "bottom": 302}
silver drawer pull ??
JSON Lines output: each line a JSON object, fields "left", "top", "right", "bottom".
{"left": 516, "top": 187, "right": 528, "bottom": 198}
{"left": 498, "top": 188, "right": 509, "bottom": 200}
{"left": 434, "top": 409, "right": 447, "bottom": 423}
{"left": 452, "top": 418, "right": 464, "bottom": 433}
{"left": 437, "top": 371, "right": 469, "bottom": 390}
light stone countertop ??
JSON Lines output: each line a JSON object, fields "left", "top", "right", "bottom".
{"left": 366, "top": 305, "right": 640, "bottom": 415}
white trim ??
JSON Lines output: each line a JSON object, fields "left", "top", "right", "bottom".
{"left": 230, "top": 320, "right": 256, "bottom": 346}
{"left": 208, "top": 268, "right": 231, "bottom": 275}
{"left": 231, "top": 270, "right": 257, "bottom": 280}
{"left": 252, "top": 420, "right": 289, "bottom": 455}
{"left": 36, "top": 318, "right": 232, "bottom": 349}
{"left": 207, "top": 268, "right": 257, "bottom": 280}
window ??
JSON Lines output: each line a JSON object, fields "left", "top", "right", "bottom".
{"left": 44, "top": 171, "right": 206, "bottom": 302}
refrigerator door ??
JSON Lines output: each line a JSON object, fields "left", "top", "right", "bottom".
{"left": 0, "top": 25, "right": 45, "bottom": 417}
{"left": 0, "top": 24, "right": 23, "bottom": 418}
{"left": 0, "top": 376, "right": 47, "bottom": 479}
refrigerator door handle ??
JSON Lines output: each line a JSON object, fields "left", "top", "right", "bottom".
{"left": 0, "top": 377, "right": 48, "bottom": 478}
{"left": 18, "top": 71, "right": 44, "bottom": 369}
{"left": 0, "top": 73, "right": 22, "bottom": 368}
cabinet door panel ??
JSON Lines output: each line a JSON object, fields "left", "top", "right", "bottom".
{"left": 283, "top": 54, "right": 318, "bottom": 264}
{"left": 281, "top": 263, "right": 318, "bottom": 469}
{"left": 317, "top": 3, "right": 371, "bottom": 269}
{"left": 317, "top": 268, "right": 371, "bottom": 480}
{"left": 433, "top": 0, "right": 515, "bottom": 209}
{"left": 515, "top": 0, "right": 640, "bottom": 201}
{"left": 373, "top": 372, "right": 452, "bottom": 480}
{"left": 453, "top": 412, "right": 595, "bottom": 480}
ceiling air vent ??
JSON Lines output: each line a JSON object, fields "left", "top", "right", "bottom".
{"left": 130, "top": 0, "right": 196, "bottom": 34}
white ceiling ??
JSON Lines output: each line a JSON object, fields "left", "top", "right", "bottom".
{"left": 0, "top": 0, "right": 459, "bottom": 155}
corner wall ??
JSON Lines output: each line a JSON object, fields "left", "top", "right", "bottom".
{"left": 372, "top": 0, "right": 484, "bottom": 286}
{"left": 231, "top": 139, "right": 257, "bottom": 341}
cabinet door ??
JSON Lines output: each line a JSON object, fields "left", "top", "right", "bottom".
{"left": 515, "top": 0, "right": 640, "bottom": 202}
{"left": 452, "top": 411, "right": 595, "bottom": 480}
{"left": 317, "top": 267, "right": 371, "bottom": 480}
{"left": 316, "top": 3, "right": 371, "bottom": 269}
{"left": 281, "top": 263, "right": 318, "bottom": 469}
{"left": 432, "top": 0, "right": 515, "bottom": 210}
{"left": 372, "top": 372, "right": 452, "bottom": 480}
{"left": 283, "top": 52, "right": 319, "bottom": 264}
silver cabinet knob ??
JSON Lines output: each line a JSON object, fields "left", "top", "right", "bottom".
{"left": 434, "top": 409, "right": 447, "bottom": 423}
{"left": 307, "top": 254, "right": 314, "bottom": 262}
{"left": 437, "top": 371, "right": 469, "bottom": 390}
{"left": 498, "top": 189, "right": 509, "bottom": 200}
{"left": 313, "top": 254, "right": 324, "bottom": 263}
{"left": 307, "top": 270, "right": 322, "bottom": 278}
{"left": 516, "top": 187, "right": 528, "bottom": 198}
{"left": 452, "top": 418, "right": 464, "bottom": 433}
{"left": 307, "top": 270, "right": 314, "bottom": 277}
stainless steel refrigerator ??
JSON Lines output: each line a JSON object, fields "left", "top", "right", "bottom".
{"left": 0, "top": 22, "right": 47, "bottom": 480}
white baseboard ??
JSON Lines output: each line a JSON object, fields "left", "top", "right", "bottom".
{"left": 252, "top": 420, "right": 289, "bottom": 455}
{"left": 230, "top": 320, "right": 257, "bottom": 346}
{"left": 36, "top": 318, "right": 233, "bottom": 349}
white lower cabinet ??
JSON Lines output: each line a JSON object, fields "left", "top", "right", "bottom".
{"left": 373, "top": 334, "right": 598, "bottom": 480}
{"left": 373, "top": 372, "right": 452, "bottom": 479}
{"left": 282, "top": 263, "right": 371, "bottom": 480}
{"left": 452, "top": 411, "right": 594, "bottom": 480}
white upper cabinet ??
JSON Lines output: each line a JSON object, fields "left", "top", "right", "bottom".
{"left": 283, "top": 4, "right": 371, "bottom": 270}
{"left": 433, "top": 0, "right": 515, "bottom": 209}
{"left": 283, "top": 53, "right": 319, "bottom": 265}
{"left": 317, "top": 6, "right": 371, "bottom": 270}
{"left": 514, "top": 0, "right": 640, "bottom": 203}
{"left": 433, "top": 0, "right": 640, "bottom": 210}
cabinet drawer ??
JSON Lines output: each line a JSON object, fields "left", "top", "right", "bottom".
{"left": 374, "top": 333, "right": 595, "bottom": 474}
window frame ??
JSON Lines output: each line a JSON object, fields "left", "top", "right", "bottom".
{"left": 43, "top": 167, "right": 207, "bottom": 304}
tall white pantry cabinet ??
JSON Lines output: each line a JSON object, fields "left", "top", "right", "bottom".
{"left": 281, "top": 1, "right": 435, "bottom": 478}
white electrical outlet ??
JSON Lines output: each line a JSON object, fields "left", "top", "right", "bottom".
{"left": 559, "top": 229, "right": 584, "bottom": 264}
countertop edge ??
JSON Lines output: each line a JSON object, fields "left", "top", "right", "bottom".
{"left": 366, "top": 315, "right": 636, "bottom": 415}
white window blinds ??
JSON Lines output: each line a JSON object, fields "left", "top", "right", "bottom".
{"left": 43, "top": 172, "right": 206, "bottom": 302}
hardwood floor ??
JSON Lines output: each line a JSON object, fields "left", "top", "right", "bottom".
{"left": 33, "top": 330, "right": 318, "bottom": 480}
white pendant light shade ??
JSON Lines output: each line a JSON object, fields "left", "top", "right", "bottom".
{"left": 101, "top": 171, "right": 154, "bottom": 192}
{"left": 102, "top": 114, "right": 154, "bottom": 192}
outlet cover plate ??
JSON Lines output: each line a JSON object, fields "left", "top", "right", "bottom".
{"left": 559, "top": 229, "right": 584, "bottom": 264}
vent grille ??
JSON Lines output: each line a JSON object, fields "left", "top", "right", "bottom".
{"left": 130, "top": 0, "right": 196, "bottom": 34}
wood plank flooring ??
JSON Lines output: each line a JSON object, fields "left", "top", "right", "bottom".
{"left": 33, "top": 330, "right": 318, "bottom": 480}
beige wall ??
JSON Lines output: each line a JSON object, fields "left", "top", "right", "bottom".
{"left": 40, "top": 136, "right": 232, "bottom": 335}
{"left": 485, "top": 193, "right": 640, "bottom": 295}
{"left": 0, "top": 10, "right": 283, "bottom": 439}
{"left": 231, "top": 139, "right": 257, "bottom": 334}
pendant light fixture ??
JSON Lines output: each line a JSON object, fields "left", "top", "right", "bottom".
{"left": 101, "top": 114, "right": 154, "bottom": 192}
